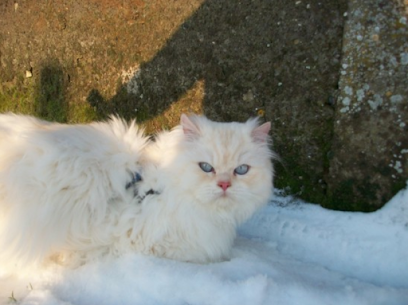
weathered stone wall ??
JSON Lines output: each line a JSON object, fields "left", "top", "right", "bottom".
{"left": 0, "top": 0, "right": 406, "bottom": 210}
{"left": 328, "top": 0, "right": 408, "bottom": 210}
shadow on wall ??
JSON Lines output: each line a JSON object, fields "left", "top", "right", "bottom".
{"left": 87, "top": 0, "right": 344, "bottom": 123}
{"left": 35, "top": 60, "right": 69, "bottom": 123}
{"left": 87, "top": 0, "right": 347, "bottom": 206}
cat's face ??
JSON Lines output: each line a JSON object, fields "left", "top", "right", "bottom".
{"left": 167, "top": 114, "right": 274, "bottom": 223}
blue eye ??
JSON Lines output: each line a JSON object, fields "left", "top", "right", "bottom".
{"left": 234, "top": 164, "right": 250, "bottom": 175}
{"left": 199, "top": 162, "right": 214, "bottom": 173}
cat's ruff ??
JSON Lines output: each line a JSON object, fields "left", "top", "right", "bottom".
{"left": 0, "top": 113, "right": 274, "bottom": 272}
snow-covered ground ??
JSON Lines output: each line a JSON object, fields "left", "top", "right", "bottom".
{"left": 1, "top": 187, "right": 407, "bottom": 305}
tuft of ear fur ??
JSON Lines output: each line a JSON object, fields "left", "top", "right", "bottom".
{"left": 251, "top": 121, "right": 271, "bottom": 143}
{"left": 180, "top": 114, "right": 201, "bottom": 140}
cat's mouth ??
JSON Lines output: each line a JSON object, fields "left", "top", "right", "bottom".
{"left": 216, "top": 189, "right": 232, "bottom": 200}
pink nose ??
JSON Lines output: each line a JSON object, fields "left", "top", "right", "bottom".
{"left": 217, "top": 181, "right": 231, "bottom": 192}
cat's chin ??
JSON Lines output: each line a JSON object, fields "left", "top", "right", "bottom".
{"left": 211, "top": 193, "right": 236, "bottom": 207}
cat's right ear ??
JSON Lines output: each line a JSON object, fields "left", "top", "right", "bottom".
{"left": 181, "top": 114, "right": 200, "bottom": 140}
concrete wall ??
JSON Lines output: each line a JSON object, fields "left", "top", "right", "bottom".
{"left": 328, "top": 0, "right": 408, "bottom": 210}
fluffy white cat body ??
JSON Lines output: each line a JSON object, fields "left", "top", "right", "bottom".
{"left": 0, "top": 114, "right": 148, "bottom": 271}
{"left": 0, "top": 113, "right": 274, "bottom": 272}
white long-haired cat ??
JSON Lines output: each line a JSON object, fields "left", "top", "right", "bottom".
{"left": 0, "top": 113, "right": 273, "bottom": 273}
{"left": 138, "top": 114, "right": 274, "bottom": 263}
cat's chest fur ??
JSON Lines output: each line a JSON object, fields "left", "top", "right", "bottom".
{"left": 132, "top": 193, "right": 237, "bottom": 263}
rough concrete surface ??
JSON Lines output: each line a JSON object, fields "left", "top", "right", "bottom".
{"left": 329, "top": 0, "right": 408, "bottom": 210}
{"left": 0, "top": 0, "right": 406, "bottom": 210}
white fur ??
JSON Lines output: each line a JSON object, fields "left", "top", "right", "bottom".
{"left": 0, "top": 113, "right": 274, "bottom": 272}
{"left": 138, "top": 114, "right": 274, "bottom": 263}
{"left": 0, "top": 114, "right": 148, "bottom": 272}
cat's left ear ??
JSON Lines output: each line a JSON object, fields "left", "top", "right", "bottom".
{"left": 251, "top": 122, "right": 271, "bottom": 143}
{"left": 181, "top": 114, "right": 200, "bottom": 139}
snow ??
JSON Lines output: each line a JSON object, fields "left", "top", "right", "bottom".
{"left": 1, "top": 187, "right": 408, "bottom": 305}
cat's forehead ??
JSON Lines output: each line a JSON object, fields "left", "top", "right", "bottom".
{"left": 197, "top": 125, "right": 256, "bottom": 163}
{"left": 202, "top": 124, "right": 251, "bottom": 147}
{"left": 203, "top": 121, "right": 249, "bottom": 138}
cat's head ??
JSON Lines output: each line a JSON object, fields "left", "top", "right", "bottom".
{"left": 167, "top": 114, "right": 274, "bottom": 224}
